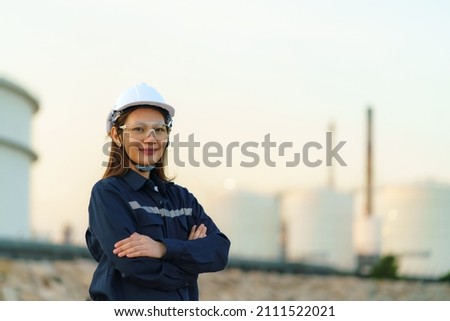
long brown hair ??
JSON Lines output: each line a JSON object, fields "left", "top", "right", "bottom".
{"left": 102, "top": 107, "right": 172, "bottom": 181}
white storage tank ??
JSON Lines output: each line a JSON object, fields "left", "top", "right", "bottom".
{"left": 378, "top": 182, "right": 450, "bottom": 279}
{"left": 213, "top": 189, "right": 281, "bottom": 261}
{"left": 281, "top": 188, "right": 355, "bottom": 272}
{"left": 0, "top": 78, "right": 39, "bottom": 239}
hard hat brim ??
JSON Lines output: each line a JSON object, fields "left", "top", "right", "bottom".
{"left": 117, "top": 101, "right": 175, "bottom": 118}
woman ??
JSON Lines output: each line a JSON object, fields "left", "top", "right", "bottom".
{"left": 85, "top": 82, "right": 230, "bottom": 300}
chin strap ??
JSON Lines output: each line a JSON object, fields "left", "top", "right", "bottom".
{"left": 135, "top": 164, "right": 155, "bottom": 172}
{"left": 125, "top": 152, "right": 156, "bottom": 172}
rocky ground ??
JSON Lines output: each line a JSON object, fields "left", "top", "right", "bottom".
{"left": 0, "top": 258, "right": 448, "bottom": 301}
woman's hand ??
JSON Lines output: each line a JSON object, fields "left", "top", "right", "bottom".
{"left": 113, "top": 224, "right": 206, "bottom": 259}
{"left": 188, "top": 223, "right": 207, "bottom": 240}
{"left": 113, "top": 232, "right": 166, "bottom": 258}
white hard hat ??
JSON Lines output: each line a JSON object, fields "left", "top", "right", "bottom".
{"left": 106, "top": 82, "right": 175, "bottom": 133}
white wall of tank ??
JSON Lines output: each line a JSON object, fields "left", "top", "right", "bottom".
{"left": 281, "top": 188, "right": 355, "bottom": 272}
{"left": 353, "top": 182, "right": 450, "bottom": 278}
{"left": 377, "top": 182, "right": 450, "bottom": 278}
{"left": 0, "top": 79, "right": 38, "bottom": 239}
{"left": 213, "top": 189, "right": 281, "bottom": 261}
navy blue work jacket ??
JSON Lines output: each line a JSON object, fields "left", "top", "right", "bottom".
{"left": 85, "top": 169, "right": 230, "bottom": 301}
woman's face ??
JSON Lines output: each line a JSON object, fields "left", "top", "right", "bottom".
{"left": 120, "top": 108, "right": 168, "bottom": 171}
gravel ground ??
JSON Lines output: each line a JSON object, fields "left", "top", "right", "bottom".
{"left": 0, "top": 259, "right": 448, "bottom": 301}
{"left": 199, "top": 268, "right": 450, "bottom": 300}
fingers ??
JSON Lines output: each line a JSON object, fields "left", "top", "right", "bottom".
{"left": 113, "top": 232, "right": 166, "bottom": 258}
{"left": 188, "top": 225, "right": 197, "bottom": 240}
{"left": 114, "top": 233, "right": 139, "bottom": 246}
{"left": 113, "top": 232, "right": 146, "bottom": 257}
{"left": 115, "top": 244, "right": 145, "bottom": 258}
{"left": 197, "top": 224, "right": 207, "bottom": 238}
{"left": 188, "top": 223, "right": 207, "bottom": 240}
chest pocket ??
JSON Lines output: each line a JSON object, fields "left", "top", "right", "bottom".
{"left": 133, "top": 207, "right": 192, "bottom": 240}
{"left": 134, "top": 210, "right": 164, "bottom": 239}
{"left": 164, "top": 212, "right": 190, "bottom": 240}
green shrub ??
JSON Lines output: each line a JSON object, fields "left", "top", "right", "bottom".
{"left": 370, "top": 255, "right": 398, "bottom": 279}
{"left": 438, "top": 271, "right": 450, "bottom": 282}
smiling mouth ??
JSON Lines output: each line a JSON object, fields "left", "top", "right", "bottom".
{"left": 140, "top": 148, "right": 159, "bottom": 154}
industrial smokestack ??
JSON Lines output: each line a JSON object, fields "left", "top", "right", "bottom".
{"left": 353, "top": 105, "right": 380, "bottom": 270}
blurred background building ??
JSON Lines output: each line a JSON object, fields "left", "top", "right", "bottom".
{"left": 0, "top": 78, "right": 39, "bottom": 239}
{"left": 281, "top": 187, "right": 355, "bottom": 271}
{"left": 213, "top": 189, "right": 282, "bottom": 261}
{"left": 377, "top": 182, "right": 450, "bottom": 278}
{"left": 210, "top": 180, "right": 450, "bottom": 279}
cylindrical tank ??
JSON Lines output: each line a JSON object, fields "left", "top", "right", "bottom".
{"left": 214, "top": 189, "right": 281, "bottom": 261}
{"left": 0, "top": 78, "right": 39, "bottom": 239}
{"left": 281, "top": 188, "right": 355, "bottom": 272}
{"left": 377, "top": 182, "right": 450, "bottom": 278}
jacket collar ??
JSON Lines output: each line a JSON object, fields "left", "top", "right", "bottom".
{"left": 122, "top": 169, "right": 164, "bottom": 192}
{"left": 122, "top": 169, "right": 148, "bottom": 191}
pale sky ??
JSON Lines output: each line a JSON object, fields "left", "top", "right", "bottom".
{"left": 1, "top": 0, "right": 449, "bottom": 244}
